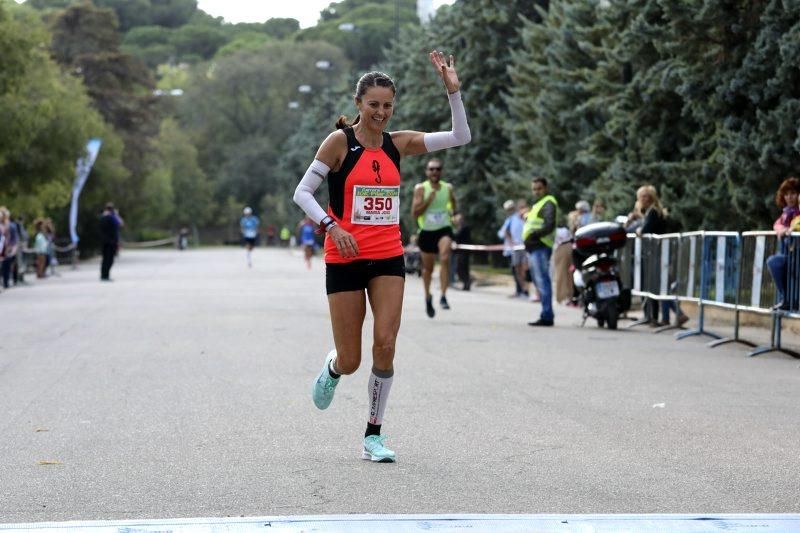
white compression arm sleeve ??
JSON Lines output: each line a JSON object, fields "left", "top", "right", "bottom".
{"left": 293, "top": 159, "right": 331, "bottom": 224}
{"left": 423, "top": 91, "right": 472, "bottom": 152}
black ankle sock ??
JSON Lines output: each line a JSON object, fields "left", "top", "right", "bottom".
{"left": 328, "top": 361, "right": 341, "bottom": 379}
{"left": 365, "top": 423, "right": 381, "bottom": 437}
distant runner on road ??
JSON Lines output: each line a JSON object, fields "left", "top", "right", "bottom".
{"left": 297, "top": 216, "right": 316, "bottom": 269}
{"left": 411, "top": 158, "right": 456, "bottom": 317}
{"left": 240, "top": 207, "right": 260, "bottom": 268}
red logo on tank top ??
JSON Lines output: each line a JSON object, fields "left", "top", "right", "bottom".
{"left": 371, "top": 160, "right": 383, "bottom": 184}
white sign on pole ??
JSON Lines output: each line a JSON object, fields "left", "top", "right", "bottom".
{"left": 69, "top": 138, "right": 102, "bottom": 244}
{"left": 660, "top": 239, "right": 670, "bottom": 295}
{"left": 751, "top": 236, "right": 765, "bottom": 308}
{"left": 687, "top": 236, "right": 696, "bottom": 297}
{"left": 716, "top": 236, "right": 726, "bottom": 302}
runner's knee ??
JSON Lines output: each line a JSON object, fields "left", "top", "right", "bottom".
{"left": 372, "top": 339, "right": 396, "bottom": 366}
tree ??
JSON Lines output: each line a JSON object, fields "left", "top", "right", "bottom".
{"left": 298, "top": 0, "right": 419, "bottom": 71}
{"left": 0, "top": 3, "right": 119, "bottom": 205}
{"left": 49, "top": 2, "right": 161, "bottom": 226}
{"left": 49, "top": 1, "right": 122, "bottom": 64}
{"left": 275, "top": 86, "right": 347, "bottom": 226}
{"left": 122, "top": 25, "right": 174, "bottom": 67}
{"left": 503, "top": 1, "right": 614, "bottom": 211}
{"left": 262, "top": 18, "right": 300, "bottom": 40}
{"left": 581, "top": 0, "right": 800, "bottom": 230}
{"left": 170, "top": 23, "right": 229, "bottom": 61}
{"left": 214, "top": 31, "right": 273, "bottom": 57}
{"left": 156, "top": 119, "right": 214, "bottom": 228}
{"left": 178, "top": 40, "right": 351, "bottom": 213}
{"left": 700, "top": 0, "right": 800, "bottom": 228}
{"left": 382, "top": 0, "right": 547, "bottom": 242}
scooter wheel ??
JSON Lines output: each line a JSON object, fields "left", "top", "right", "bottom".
{"left": 596, "top": 318, "right": 605, "bottom": 328}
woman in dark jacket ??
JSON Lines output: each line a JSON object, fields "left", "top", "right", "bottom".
{"left": 633, "top": 185, "right": 688, "bottom": 326}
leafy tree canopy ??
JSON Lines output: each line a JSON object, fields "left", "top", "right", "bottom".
{"left": 299, "top": 1, "right": 419, "bottom": 71}
{"left": 0, "top": 1, "right": 128, "bottom": 235}
{"left": 177, "top": 40, "right": 351, "bottom": 211}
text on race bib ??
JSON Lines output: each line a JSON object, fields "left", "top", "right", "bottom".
{"left": 425, "top": 212, "right": 450, "bottom": 226}
{"left": 352, "top": 185, "right": 400, "bottom": 225}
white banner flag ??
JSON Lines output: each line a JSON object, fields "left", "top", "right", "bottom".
{"left": 69, "top": 138, "right": 102, "bottom": 244}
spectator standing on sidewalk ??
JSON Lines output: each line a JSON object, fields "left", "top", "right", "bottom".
{"left": 0, "top": 207, "right": 19, "bottom": 289}
{"left": 33, "top": 219, "right": 48, "bottom": 278}
{"left": 99, "top": 203, "right": 120, "bottom": 281}
{"left": 14, "top": 215, "right": 28, "bottom": 284}
{"left": 552, "top": 225, "right": 574, "bottom": 305}
{"left": 589, "top": 199, "right": 607, "bottom": 223}
{"left": 0, "top": 219, "right": 4, "bottom": 290}
{"left": 523, "top": 177, "right": 559, "bottom": 327}
{"left": 452, "top": 212, "right": 471, "bottom": 290}
{"left": 567, "top": 200, "right": 591, "bottom": 234}
{"left": 498, "top": 199, "right": 529, "bottom": 298}
{"left": 633, "top": 185, "right": 688, "bottom": 325}
{"left": 44, "top": 218, "right": 59, "bottom": 277}
{"left": 766, "top": 176, "right": 800, "bottom": 311}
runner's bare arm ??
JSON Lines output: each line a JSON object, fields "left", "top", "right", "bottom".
{"left": 449, "top": 184, "right": 457, "bottom": 214}
{"left": 411, "top": 184, "right": 431, "bottom": 219}
{"left": 315, "top": 130, "right": 347, "bottom": 171}
{"left": 392, "top": 51, "right": 471, "bottom": 157}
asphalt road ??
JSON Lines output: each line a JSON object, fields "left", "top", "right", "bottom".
{"left": 1, "top": 247, "right": 799, "bottom": 523}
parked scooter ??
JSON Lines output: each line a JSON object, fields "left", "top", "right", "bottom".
{"left": 572, "top": 222, "right": 631, "bottom": 329}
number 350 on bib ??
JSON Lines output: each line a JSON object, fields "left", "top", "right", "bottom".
{"left": 352, "top": 186, "right": 400, "bottom": 225}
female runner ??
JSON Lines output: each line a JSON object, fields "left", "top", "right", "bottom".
{"left": 293, "top": 50, "right": 471, "bottom": 462}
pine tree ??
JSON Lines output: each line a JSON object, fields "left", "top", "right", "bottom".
{"left": 383, "top": 0, "right": 547, "bottom": 241}
{"left": 504, "top": 0, "right": 616, "bottom": 211}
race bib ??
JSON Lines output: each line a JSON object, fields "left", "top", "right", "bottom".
{"left": 425, "top": 212, "right": 450, "bottom": 226}
{"left": 352, "top": 185, "right": 400, "bottom": 225}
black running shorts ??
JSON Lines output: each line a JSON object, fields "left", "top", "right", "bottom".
{"left": 417, "top": 227, "right": 453, "bottom": 254}
{"left": 326, "top": 255, "right": 406, "bottom": 294}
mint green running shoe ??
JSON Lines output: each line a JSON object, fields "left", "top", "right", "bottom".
{"left": 312, "top": 350, "right": 340, "bottom": 410}
{"left": 361, "top": 435, "right": 396, "bottom": 463}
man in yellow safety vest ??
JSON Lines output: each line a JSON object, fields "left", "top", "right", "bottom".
{"left": 522, "top": 177, "right": 559, "bottom": 326}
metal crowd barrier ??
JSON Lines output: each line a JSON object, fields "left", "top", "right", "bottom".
{"left": 675, "top": 232, "right": 739, "bottom": 342}
{"left": 628, "top": 231, "right": 799, "bottom": 359}
{"left": 736, "top": 231, "right": 800, "bottom": 358}
{"left": 454, "top": 230, "right": 798, "bottom": 358}
{"left": 626, "top": 233, "right": 686, "bottom": 333}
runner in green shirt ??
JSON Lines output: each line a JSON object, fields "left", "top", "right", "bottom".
{"left": 411, "top": 158, "right": 457, "bottom": 317}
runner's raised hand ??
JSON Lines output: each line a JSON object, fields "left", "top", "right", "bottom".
{"left": 429, "top": 50, "right": 461, "bottom": 94}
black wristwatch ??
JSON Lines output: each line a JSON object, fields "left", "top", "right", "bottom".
{"left": 319, "top": 216, "right": 338, "bottom": 233}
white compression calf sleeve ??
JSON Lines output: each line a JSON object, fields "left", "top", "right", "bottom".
{"left": 423, "top": 91, "right": 472, "bottom": 152}
{"left": 368, "top": 367, "right": 394, "bottom": 426}
{"left": 293, "top": 159, "right": 331, "bottom": 224}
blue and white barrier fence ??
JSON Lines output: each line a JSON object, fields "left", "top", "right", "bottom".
{"left": 620, "top": 231, "right": 799, "bottom": 358}
{"left": 449, "top": 232, "right": 797, "bottom": 358}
